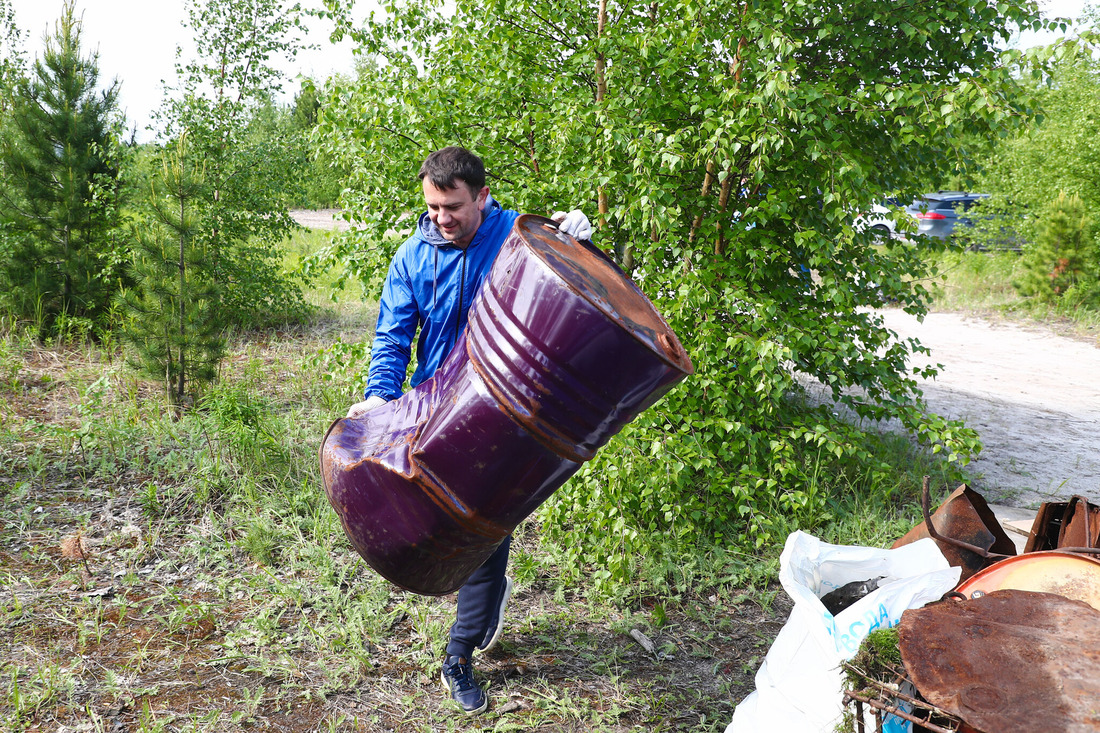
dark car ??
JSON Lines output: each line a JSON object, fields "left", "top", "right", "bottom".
{"left": 905, "top": 192, "right": 990, "bottom": 239}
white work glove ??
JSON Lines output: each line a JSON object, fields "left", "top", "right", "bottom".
{"left": 552, "top": 210, "right": 592, "bottom": 241}
{"left": 346, "top": 394, "right": 388, "bottom": 419}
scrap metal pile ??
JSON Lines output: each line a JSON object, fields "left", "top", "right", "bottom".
{"left": 841, "top": 479, "right": 1100, "bottom": 733}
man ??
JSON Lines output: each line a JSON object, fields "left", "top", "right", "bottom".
{"left": 346, "top": 146, "right": 591, "bottom": 715}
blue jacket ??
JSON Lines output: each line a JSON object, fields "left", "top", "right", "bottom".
{"left": 366, "top": 197, "right": 520, "bottom": 400}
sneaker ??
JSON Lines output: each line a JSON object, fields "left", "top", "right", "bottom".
{"left": 477, "top": 575, "right": 513, "bottom": 653}
{"left": 441, "top": 655, "right": 487, "bottom": 715}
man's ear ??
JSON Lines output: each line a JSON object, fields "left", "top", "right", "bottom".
{"left": 477, "top": 186, "right": 489, "bottom": 209}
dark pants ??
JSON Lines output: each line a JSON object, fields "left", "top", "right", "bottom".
{"left": 445, "top": 536, "right": 511, "bottom": 660}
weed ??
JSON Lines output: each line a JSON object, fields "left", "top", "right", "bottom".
{"left": 139, "top": 482, "right": 163, "bottom": 518}
{"left": 4, "top": 662, "right": 78, "bottom": 727}
{"left": 239, "top": 515, "right": 283, "bottom": 566}
{"left": 0, "top": 330, "right": 27, "bottom": 392}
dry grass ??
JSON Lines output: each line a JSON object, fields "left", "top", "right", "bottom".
{"left": 1, "top": 314, "right": 785, "bottom": 732}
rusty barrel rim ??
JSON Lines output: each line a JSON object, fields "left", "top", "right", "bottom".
{"left": 955, "top": 549, "right": 1100, "bottom": 610}
{"left": 510, "top": 215, "right": 693, "bottom": 374}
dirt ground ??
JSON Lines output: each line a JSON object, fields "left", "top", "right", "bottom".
{"left": 5, "top": 218, "right": 1097, "bottom": 730}
{"left": 874, "top": 309, "right": 1100, "bottom": 509}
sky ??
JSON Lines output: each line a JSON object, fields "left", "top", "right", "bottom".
{"left": 1018, "top": 0, "right": 1094, "bottom": 44}
{"left": 7, "top": 0, "right": 1092, "bottom": 142}
{"left": 9, "top": 0, "right": 376, "bottom": 141}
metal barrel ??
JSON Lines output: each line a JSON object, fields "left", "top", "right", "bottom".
{"left": 320, "top": 215, "right": 693, "bottom": 595}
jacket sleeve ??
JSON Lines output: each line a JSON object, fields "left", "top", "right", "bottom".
{"left": 365, "top": 252, "right": 420, "bottom": 401}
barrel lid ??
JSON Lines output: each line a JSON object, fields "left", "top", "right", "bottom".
{"left": 514, "top": 215, "right": 693, "bottom": 375}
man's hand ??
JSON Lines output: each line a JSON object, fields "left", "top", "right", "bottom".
{"left": 551, "top": 210, "right": 592, "bottom": 241}
{"left": 346, "top": 395, "right": 388, "bottom": 419}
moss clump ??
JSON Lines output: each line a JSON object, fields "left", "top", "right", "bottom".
{"left": 844, "top": 626, "right": 902, "bottom": 692}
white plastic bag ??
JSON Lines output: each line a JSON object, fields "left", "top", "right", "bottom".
{"left": 726, "top": 531, "right": 961, "bottom": 732}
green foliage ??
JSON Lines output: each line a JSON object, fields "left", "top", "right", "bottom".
{"left": 1014, "top": 192, "right": 1100, "bottom": 303}
{"left": 119, "top": 0, "right": 321, "bottom": 399}
{"left": 952, "top": 194, "right": 1031, "bottom": 253}
{"left": 292, "top": 79, "right": 321, "bottom": 130}
{"left": 972, "top": 32, "right": 1100, "bottom": 310}
{"left": 153, "top": 0, "right": 312, "bottom": 330}
{"left": 980, "top": 50, "right": 1100, "bottom": 217}
{"left": 197, "top": 379, "right": 294, "bottom": 487}
{"left": 314, "top": 0, "right": 1056, "bottom": 584}
{"left": 307, "top": 335, "right": 371, "bottom": 397}
{"left": 844, "top": 626, "right": 902, "bottom": 693}
{"left": 0, "top": 0, "right": 126, "bottom": 334}
{"left": 0, "top": 0, "right": 22, "bottom": 108}
{"left": 281, "top": 78, "right": 349, "bottom": 209}
{"left": 975, "top": 35, "right": 1100, "bottom": 278}
{"left": 118, "top": 133, "right": 226, "bottom": 406}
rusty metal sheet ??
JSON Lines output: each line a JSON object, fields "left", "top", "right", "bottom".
{"left": 1026, "top": 496, "right": 1100, "bottom": 553}
{"left": 899, "top": 589, "right": 1100, "bottom": 733}
{"left": 1060, "top": 496, "right": 1100, "bottom": 549}
{"left": 893, "top": 484, "right": 1017, "bottom": 581}
{"left": 1024, "top": 500, "right": 1069, "bottom": 553}
{"left": 955, "top": 550, "right": 1100, "bottom": 611}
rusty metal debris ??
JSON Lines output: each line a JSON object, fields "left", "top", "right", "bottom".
{"left": 1025, "top": 500, "right": 1068, "bottom": 553}
{"left": 1061, "top": 496, "right": 1100, "bottom": 549}
{"left": 892, "top": 480, "right": 1017, "bottom": 581}
{"left": 841, "top": 484, "right": 1100, "bottom": 732}
{"left": 843, "top": 688, "right": 966, "bottom": 733}
{"left": 1026, "top": 495, "right": 1100, "bottom": 554}
{"left": 840, "top": 482, "right": 1100, "bottom": 732}
{"left": 898, "top": 589, "right": 1100, "bottom": 733}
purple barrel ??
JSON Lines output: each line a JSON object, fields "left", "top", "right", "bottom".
{"left": 320, "top": 215, "right": 693, "bottom": 595}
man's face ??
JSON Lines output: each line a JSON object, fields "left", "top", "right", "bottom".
{"left": 422, "top": 179, "right": 488, "bottom": 248}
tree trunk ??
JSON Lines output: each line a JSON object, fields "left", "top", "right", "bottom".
{"left": 177, "top": 178, "right": 187, "bottom": 408}
{"left": 595, "top": 0, "right": 609, "bottom": 229}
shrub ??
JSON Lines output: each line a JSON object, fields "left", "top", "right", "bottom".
{"left": 1014, "top": 192, "right": 1099, "bottom": 302}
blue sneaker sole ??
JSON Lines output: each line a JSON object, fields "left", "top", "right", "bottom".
{"left": 478, "top": 576, "right": 513, "bottom": 653}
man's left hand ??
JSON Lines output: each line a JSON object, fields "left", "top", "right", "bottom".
{"left": 552, "top": 210, "right": 592, "bottom": 241}
{"left": 347, "top": 395, "right": 388, "bottom": 418}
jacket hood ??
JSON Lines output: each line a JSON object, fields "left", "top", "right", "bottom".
{"left": 416, "top": 193, "right": 501, "bottom": 248}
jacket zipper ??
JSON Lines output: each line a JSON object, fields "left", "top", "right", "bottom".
{"left": 452, "top": 248, "right": 468, "bottom": 352}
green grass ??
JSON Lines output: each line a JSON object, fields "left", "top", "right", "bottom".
{"left": 0, "top": 226, "right": 1016, "bottom": 731}
{"left": 925, "top": 249, "right": 1026, "bottom": 313}
{"left": 927, "top": 249, "right": 1100, "bottom": 339}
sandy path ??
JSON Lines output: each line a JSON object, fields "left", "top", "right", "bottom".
{"left": 878, "top": 309, "right": 1100, "bottom": 508}
{"left": 290, "top": 208, "right": 352, "bottom": 231}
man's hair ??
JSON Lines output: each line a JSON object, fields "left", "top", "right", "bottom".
{"left": 418, "top": 146, "right": 486, "bottom": 195}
